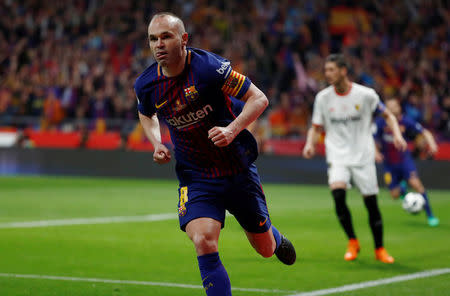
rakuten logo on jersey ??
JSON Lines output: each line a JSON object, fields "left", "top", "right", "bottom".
{"left": 166, "top": 104, "right": 213, "bottom": 129}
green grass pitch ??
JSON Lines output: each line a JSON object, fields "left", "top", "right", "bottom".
{"left": 0, "top": 176, "right": 449, "bottom": 296}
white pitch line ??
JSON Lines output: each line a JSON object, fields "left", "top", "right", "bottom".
{"left": 0, "top": 273, "right": 297, "bottom": 294}
{"left": 287, "top": 268, "right": 450, "bottom": 296}
{"left": 0, "top": 213, "right": 178, "bottom": 229}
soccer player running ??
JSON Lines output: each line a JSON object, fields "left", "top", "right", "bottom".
{"left": 135, "top": 13, "right": 296, "bottom": 296}
{"left": 374, "top": 97, "right": 439, "bottom": 227}
{"left": 303, "top": 54, "right": 407, "bottom": 264}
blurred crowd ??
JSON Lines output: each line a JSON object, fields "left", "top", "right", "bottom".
{"left": 0, "top": 0, "right": 449, "bottom": 140}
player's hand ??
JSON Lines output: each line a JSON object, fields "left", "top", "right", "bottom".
{"left": 153, "top": 143, "right": 171, "bottom": 164}
{"left": 303, "top": 143, "right": 315, "bottom": 159}
{"left": 208, "top": 126, "right": 235, "bottom": 147}
{"left": 393, "top": 135, "right": 407, "bottom": 152}
{"left": 375, "top": 151, "right": 384, "bottom": 163}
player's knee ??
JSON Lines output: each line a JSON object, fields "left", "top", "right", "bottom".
{"left": 191, "top": 233, "right": 218, "bottom": 254}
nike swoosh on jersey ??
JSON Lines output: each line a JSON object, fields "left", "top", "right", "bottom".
{"left": 259, "top": 217, "right": 268, "bottom": 227}
{"left": 155, "top": 100, "right": 168, "bottom": 109}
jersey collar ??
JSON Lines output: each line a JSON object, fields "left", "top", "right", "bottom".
{"left": 334, "top": 82, "right": 353, "bottom": 96}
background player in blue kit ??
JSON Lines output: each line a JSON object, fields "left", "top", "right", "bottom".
{"left": 134, "top": 12, "right": 296, "bottom": 296}
{"left": 374, "top": 98, "right": 439, "bottom": 227}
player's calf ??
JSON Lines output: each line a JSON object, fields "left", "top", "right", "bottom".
{"left": 246, "top": 227, "right": 278, "bottom": 258}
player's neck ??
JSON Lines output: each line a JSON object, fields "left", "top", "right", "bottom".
{"left": 334, "top": 79, "right": 352, "bottom": 96}
{"left": 161, "top": 49, "right": 187, "bottom": 77}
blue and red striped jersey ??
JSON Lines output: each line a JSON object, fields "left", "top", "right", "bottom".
{"left": 374, "top": 116, "right": 424, "bottom": 164}
{"left": 134, "top": 47, "right": 257, "bottom": 178}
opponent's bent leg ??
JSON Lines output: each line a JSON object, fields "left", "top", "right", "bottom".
{"left": 186, "top": 218, "right": 231, "bottom": 296}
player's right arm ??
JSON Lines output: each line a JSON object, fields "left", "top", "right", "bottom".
{"left": 138, "top": 112, "right": 171, "bottom": 164}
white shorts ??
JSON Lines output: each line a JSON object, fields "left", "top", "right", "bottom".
{"left": 327, "top": 163, "right": 379, "bottom": 195}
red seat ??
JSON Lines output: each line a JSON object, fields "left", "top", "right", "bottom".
{"left": 263, "top": 139, "right": 326, "bottom": 156}
{"left": 85, "top": 132, "right": 122, "bottom": 150}
{"left": 26, "top": 130, "right": 82, "bottom": 148}
{"left": 435, "top": 142, "right": 450, "bottom": 160}
{"left": 126, "top": 136, "right": 154, "bottom": 151}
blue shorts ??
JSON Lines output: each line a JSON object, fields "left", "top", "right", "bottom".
{"left": 383, "top": 159, "right": 418, "bottom": 190}
{"left": 176, "top": 164, "right": 271, "bottom": 233}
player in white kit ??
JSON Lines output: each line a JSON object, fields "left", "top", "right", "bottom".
{"left": 303, "top": 54, "right": 407, "bottom": 264}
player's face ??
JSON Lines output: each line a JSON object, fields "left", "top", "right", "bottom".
{"left": 148, "top": 17, "right": 187, "bottom": 67}
{"left": 386, "top": 100, "right": 402, "bottom": 117}
{"left": 324, "top": 62, "right": 346, "bottom": 85}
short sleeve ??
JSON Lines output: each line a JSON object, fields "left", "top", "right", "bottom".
{"left": 311, "top": 95, "right": 324, "bottom": 127}
{"left": 221, "top": 70, "right": 251, "bottom": 99}
{"left": 405, "top": 117, "right": 424, "bottom": 135}
{"left": 200, "top": 50, "right": 251, "bottom": 99}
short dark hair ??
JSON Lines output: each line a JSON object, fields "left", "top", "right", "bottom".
{"left": 325, "top": 54, "right": 348, "bottom": 69}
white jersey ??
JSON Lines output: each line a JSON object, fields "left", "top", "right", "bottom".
{"left": 311, "top": 82, "right": 384, "bottom": 166}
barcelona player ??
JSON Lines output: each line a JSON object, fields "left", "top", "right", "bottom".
{"left": 134, "top": 12, "right": 296, "bottom": 296}
{"left": 303, "top": 54, "right": 407, "bottom": 264}
{"left": 374, "top": 97, "right": 439, "bottom": 227}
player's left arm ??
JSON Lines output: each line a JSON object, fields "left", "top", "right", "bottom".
{"left": 208, "top": 83, "right": 268, "bottom": 147}
{"left": 381, "top": 108, "right": 407, "bottom": 151}
{"left": 421, "top": 129, "right": 438, "bottom": 155}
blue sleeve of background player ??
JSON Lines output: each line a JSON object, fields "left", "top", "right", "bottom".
{"left": 404, "top": 117, "right": 424, "bottom": 134}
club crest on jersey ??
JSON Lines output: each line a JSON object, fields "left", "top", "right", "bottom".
{"left": 355, "top": 104, "right": 360, "bottom": 111}
{"left": 178, "top": 205, "right": 187, "bottom": 217}
{"left": 184, "top": 85, "right": 199, "bottom": 101}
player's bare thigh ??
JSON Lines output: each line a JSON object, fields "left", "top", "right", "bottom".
{"left": 330, "top": 182, "right": 347, "bottom": 190}
{"left": 245, "top": 227, "right": 276, "bottom": 258}
{"left": 186, "top": 217, "right": 221, "bottom": 256}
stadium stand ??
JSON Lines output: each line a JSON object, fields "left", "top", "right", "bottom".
{"left": 0, "top": 0, "right": 448, "bottom": 157}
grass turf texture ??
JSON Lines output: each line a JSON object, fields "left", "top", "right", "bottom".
{"left": 0, "top": 176, "right": 448, "bottom": 296}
